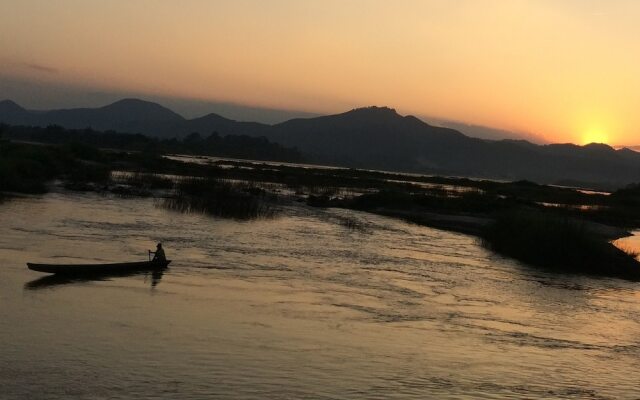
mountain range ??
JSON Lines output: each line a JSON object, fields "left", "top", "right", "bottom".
{"left": 2, "top": 98, "right": 639, "bottom": 188}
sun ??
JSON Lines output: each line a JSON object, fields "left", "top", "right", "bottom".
{"left": 581, "top": 128, "right": 610, "bottom": 145}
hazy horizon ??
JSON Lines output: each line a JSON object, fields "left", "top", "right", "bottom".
{"left": 9, "top": 90, "right": 640, "bottom": 147}
{"left": 1, "top": 76, "right": 548, "bottom": 144}
{"left": 3, "top": 1, "right": 640, "bottom": 146}
{"left": 5, "top": 3, "right": 640, "bottom": 399}
{"left": 0, "top": 72, "right": 547, "bottom": 143}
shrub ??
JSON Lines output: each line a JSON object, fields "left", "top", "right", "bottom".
{"left": 164, "top": 178, "right": 276, "bottom": 220}
{"left": 482, "top": 209, "right": 640, "bottom": 279}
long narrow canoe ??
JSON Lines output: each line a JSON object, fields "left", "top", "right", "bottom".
{"left": 27, "top": 260, "right": 171, "bottom": 275}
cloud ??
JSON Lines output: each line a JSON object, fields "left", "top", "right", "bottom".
{"left": 22, "top": 62, "right": 58, "bottom": 74}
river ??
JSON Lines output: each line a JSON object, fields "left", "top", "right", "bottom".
{"left": 1, "top": 190, "right": 639, "bottom": 399}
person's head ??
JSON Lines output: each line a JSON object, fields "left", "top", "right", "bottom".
{"left": 156, "top": 243, "right": 162, "bottom": 249}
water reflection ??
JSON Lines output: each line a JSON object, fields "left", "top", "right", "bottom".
{"left": 24, "top": 268, "right": 166, "bottom": 291}
{"left": 3, "top": 192, "right": 640, "bottom": 399}
{"left": 148, "top": 268, "right": 165, "bottom": 288}
{"left": 613, "top": 230, "right": 640, "bottom": 261}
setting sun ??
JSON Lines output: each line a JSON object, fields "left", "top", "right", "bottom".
{"left": 582, "top": 129, "right": 610, "bottom": 145}
{"left": 5, "top": 2, "right": 640, "bottom": 399}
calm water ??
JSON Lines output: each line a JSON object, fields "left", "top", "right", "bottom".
{"left": 1, "top": 191, "right": 640, "bottom": 399}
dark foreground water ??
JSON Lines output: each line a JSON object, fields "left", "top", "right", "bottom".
{"left": 1, "top": 192, "right": 640, "bottom": 399}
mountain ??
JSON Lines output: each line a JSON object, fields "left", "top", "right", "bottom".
{"left": 2, "top": 99, "right": 640, "bottom": 188}
{"left": 271, "top": 107, "right": 469, "bottom": 169}
{"left": 269, "top": 107, "right": 640, "bottom": 187}
{"left": 0, "top": 100, "right": 30, "bottom": 125}
{"left": 0, "top": 98, "right": 274, "bottom": 139}
{"left": 424, "top": 116, "right": 546, "bottom": 143}
{"left": 41, "top": 99, "right": 184, "bottom": 137}
{"left": 186, "top": 113, "right": 271, "bottom": 138}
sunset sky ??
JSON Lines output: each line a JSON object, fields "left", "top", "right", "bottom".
{"left": 1, "top": 0, "right": 639, "bottom": 145}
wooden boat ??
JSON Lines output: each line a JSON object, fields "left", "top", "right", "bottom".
{"left": 27, "top": 259, "right": 171, "bottom": 275}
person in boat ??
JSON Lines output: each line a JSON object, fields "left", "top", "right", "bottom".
{"left": 150, "top": 243, "right": 166, "bottom": 262}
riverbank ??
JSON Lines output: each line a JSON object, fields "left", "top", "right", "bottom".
{"left": 4, "top": 190, "right": 640, "bottom": 399}
{"left": 310, "top": 192, "right": 640, "bottom": 280}
{"left": 2, "top": 140, "right": 640, "bottom": 280}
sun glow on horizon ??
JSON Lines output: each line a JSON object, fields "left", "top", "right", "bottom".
{"left": 581, "top": 128, "right": 610, "bottom": 145}
{"left": 2, "top": 1, "right": 640, "bottom": 145}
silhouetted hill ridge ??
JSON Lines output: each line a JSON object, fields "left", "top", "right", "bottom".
{"left": 0, "top": 99, "right": 26, "bottom": 112}
{"left": 2, "top": 99, "right": 640, "bottom": 187}
{"left": 271, "top": 106, "right": 471, "bottom": 168}
{"left": 0, "top": 100, "right": 29, "bottom": 123}
{"left": 187, "top": 112, "right": 271, "bottom": 137}
{"left": 97, "top": 98, "right": 185, "bottom": 121}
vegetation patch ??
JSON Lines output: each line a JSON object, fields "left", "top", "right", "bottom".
{"left": 4, "top": 123, "right": 304, "bottom": 163}
{"left": 481, "top": 209, "right": 640, "bottom": 279}
{"left": 163, "top": 178, "right": 277, "bottom": 220}
{"left": 0, "top": 140, "right": 112, "bottom": 194}
{"left": 4, "top": 125, "right": 640, "bottom": 280}
{"left": 332, "top": 214, "right": 368, "bottom": 232}
{"left": 114, "top": 172, "right": 176, "bottom": 190}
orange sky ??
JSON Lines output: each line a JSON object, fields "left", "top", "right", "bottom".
{"left": 1, "top": 0, "right": 639, "bottom": 145}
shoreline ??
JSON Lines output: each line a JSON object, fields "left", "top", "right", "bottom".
{"left": 3, "top": 139, "right": 640, "bottom": 281}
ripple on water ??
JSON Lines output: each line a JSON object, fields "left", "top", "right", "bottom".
{"left": 1, "top": 192, "right": 640, "bottom": 399}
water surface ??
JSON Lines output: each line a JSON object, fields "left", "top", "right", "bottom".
{"left": 1, "top": 191, "right": 640, "bottom": 399}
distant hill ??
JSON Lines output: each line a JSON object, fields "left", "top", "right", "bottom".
{"left": 0, "top": 98, "right": 187, "bottom": 137}
{"left": 2, "top": 99, "right": 640, "bottom": 188}
{"left": 0, "top": 98, "right": 273, "bottom": 139}
{"left": 0, "top": 100, "right": 31, "bottom": 124}
{"left": 187, "top": 113, "right": 272, "bottom": 138}
{"left": 268, "top": 107, "right": 640, "bottom": 188}
{"left": 622, "top": 145, "right": 640, "bottom": 153}
{"left": 271, "top": 107, "right": 469, "bottom": 169}
{"left": 423, "top": 116, "right": 546, "bottom": 143}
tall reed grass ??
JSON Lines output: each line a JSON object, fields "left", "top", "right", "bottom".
{"left": 163, "top": 178, "right": 276, "bottom": 220}
{"left": 482, "top": 209, "right": 640, "bottom": 278}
